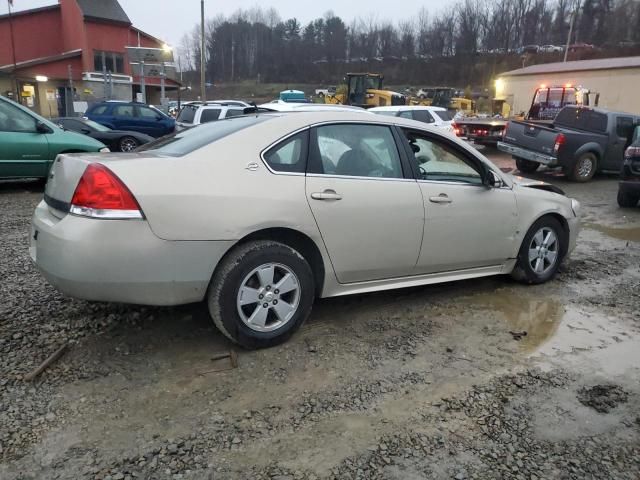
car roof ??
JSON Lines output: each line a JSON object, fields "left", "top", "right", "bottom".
{"left": 260, "top": 102, "right": 368, "bottom": 113}
{"left": 370, "top": 105, "right": 447, "bottom": 112}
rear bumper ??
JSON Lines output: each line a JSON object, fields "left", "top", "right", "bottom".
{"left": 497, "top": 142, "right": 557, "bottom": 166}
{"left": 30, "top": 201, "right": 234, "bottom": 306}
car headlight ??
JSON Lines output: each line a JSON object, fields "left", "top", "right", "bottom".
{"left": 99, "top": 147, "right": 111, "bottom": 153}
{"left": 571, "top": 198, "right": 581, "bottom": 217}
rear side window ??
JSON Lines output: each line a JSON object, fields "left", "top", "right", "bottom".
{"left": 413, "top": 110, "right": 435, "bottom": 124}
{"left": 556, "top": 108, "right": 607, "bottom": 133}
{"left": 90, "top": 105, "right": 108, "bottom": 115}
{"left": 263, "top": 131, "right": 308, "bottom": 173}
{"left": 113, "top": 105, "right": 134, "bottom": 117}
{"left": 200, "top": 109, "right": 221, "bottom": 123}
{"left": 226, "top": 109, "right": 244, "bottom": 118}
{"left": 398, "top": 111, "right": 413, "bottom": 119}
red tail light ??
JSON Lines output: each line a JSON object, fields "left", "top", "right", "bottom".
{"left": 70, "top": 163, "right": 143, "bottom": 219}
{"left": 554, "top": 133, "right": 566, "bottom": 154}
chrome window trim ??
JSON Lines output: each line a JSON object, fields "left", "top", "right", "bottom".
{"left": 307, "top": 173, "right": 417, "bottom": 183}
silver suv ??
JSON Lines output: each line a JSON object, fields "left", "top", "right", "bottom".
{"left": 176, "top": 101, "right": 251, "bottom": 129}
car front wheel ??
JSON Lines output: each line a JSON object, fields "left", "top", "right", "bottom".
{"left": 565, "top": 152, "right": 597, "bottom": 182}
{"left": 207, "top": 240, "right": 315, "bottom": 349}
{"left": 512, "top": 216, "right": 566, "bottom": 284}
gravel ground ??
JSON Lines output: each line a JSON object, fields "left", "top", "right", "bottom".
{"left": 1, "top": 154, "right": 640, "bottom": 480}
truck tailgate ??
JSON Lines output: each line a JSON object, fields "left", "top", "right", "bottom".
{"left": 503, "top": 120, "right": 558, "bottom": 156}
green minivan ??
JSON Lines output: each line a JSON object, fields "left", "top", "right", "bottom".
{"left": 0, "top": 96, "right": 108, "bottom": 179}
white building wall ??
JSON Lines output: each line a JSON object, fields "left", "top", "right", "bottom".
{"left": 496, "top": 67, "right": 640, "bottom": 116}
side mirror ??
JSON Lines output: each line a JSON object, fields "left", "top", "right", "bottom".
{"left": 36, "top": 121, "right": 52, "bottom": 134}
{"left": 485, "top": 170, "right": 503, "bottom": 189}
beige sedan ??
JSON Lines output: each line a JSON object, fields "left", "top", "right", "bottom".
{"left": 31, "top": 111, "right": 580, "bottom": 349}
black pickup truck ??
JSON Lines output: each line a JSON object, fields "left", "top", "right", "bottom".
{"left": 498, "top": 106, "right": 640, "bottom": 182}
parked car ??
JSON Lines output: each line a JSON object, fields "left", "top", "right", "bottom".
{"left": 498, "top": 106, "right": 640, "bottom": 182}
{"left": 618, "top": 125, "right": 640, "bottom": 207}
{"left": 0, "top": 95, "right": 108, "bottom": 179}
{"left": 520, "top": 45, "right": 540, "bottom": 54}
{"left": 54, "top": 117, "right": 154, "bottom": 152}
{"left": 176, "top": 102, "right": 250, "bottom": 130}
{"left": 258, "top": 102, "right": 367, "bottom": 113}
{"left": 369, "top": 106, "right": 456, "bottom": 134}
{"left": 540, "top": 45, "right": 563, "bottom": 53}
{"left": 32, "top": 111, "right": 580, "bottom": 349}
{"left": 85, "top": 101, "right": 175, "bottom": 138}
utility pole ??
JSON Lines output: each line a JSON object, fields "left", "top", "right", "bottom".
{"left": 200, "top": 0, "right": 206, "bottom": 101}
{"left": 67, "top": 64, "right": 74, "bottom": 116}
{"left": 7, "top": 0, "right": 18, "bottom": 100}
{"left": 564, "top": 5, "right": 578, "bottom": 62}
{"left": 140, "top": 61, "right": 146, "bottom": 103}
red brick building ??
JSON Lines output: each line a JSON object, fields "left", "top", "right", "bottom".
{"left": 0, "top": 0, "right": 179, "bottom": 117}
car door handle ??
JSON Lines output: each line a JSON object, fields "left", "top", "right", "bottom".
{"left": 429, "top": 194, "right": 453, "bottom": 204}
{"left": 311, "top": 190, "right": 342, "bottom": 201}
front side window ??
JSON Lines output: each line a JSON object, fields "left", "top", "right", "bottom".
{"left": 225, "top": 109, "right": 244, "bottom": 118}
{"left": 0, "top": 100, "right": 37, "bottom": 133}
{"left": 200, "top": 109, "right": 221, "bottom": 123}
{"left": 404, "top": 130, "right": 482, "bottom": 185}
{"left": 263, "top": 131, "right": 308, "bottom": 173}
{"left": 311, "top": 124, "right": 403, "bottom": 179}
{"left": 177, "top": 105, "right": 197, "bottom": 124}
{"left": 616, "top": 116, "right": 634, "bottom": 140}
{"left": 398, "top": 111, "right": 413, "bottom": 119}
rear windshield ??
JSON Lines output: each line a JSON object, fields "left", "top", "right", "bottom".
{"left": 137, "top": 115, "right": 272, "bottom": 156}
{"left": 177, "top": 105, "right": 197, "bottom": 124}
{"left": 555, "top": 108, "right": 608, "bottom": 133}
{"left": 433, "top": 110, "right": 455, "bottom": 121}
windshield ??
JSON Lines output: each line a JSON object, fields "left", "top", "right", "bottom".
{"left": 177, "top": 105, "right": 197, "bottom": 124}
{"left": 137, "top": 115, "right": 272, "bottom": 156}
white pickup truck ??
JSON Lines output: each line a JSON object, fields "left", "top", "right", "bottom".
{"left": 315, "top": 87, "right": 336, "bottom": 97}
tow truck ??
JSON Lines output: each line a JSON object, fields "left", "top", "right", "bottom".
{"left": 454, "top": 85, "right": 599, "bottom": 147}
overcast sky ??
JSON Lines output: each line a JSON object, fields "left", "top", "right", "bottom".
{"left": 3, "top": 0, "right": 447, "bottom": 48}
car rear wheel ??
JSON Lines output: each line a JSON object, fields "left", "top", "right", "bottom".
{"left": 207, "top": 240, "right": 315, "bottom": 349}
{"left": 119, "top": 136, "right": 139, "bottom": 152}
{"left": 617, "top": 189, "right": 639, "bottom": 208}
{"left": 515, "top": 157, "right": 540, "bottom": 174}
{"left": 565, "top": 152, "right": 597, "bottom": 182}
{"left": 511, "top": 216, "right": 566, "bottom": 284}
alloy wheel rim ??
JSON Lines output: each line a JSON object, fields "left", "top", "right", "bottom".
{"left": 528, "top": 227, "right": 559, "bottom": 275}
{"left": 577, "top": 157, "right": 594, "bottom": 178}
{"left": 121, "top": 139, "right": 137, "bottom": 152}
{"left": 236, "top": 263, "right": 301, "bottom": 332}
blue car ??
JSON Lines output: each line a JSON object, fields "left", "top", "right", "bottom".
{"left": 85, "top": 101, "right": 175, "bottom": 138}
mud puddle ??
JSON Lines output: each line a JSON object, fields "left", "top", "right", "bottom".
{"left": 459, "top": 287, "right": 640, "bottom": 377}
{"left": 583, "top": 222, "right": 640, "bottom": 242}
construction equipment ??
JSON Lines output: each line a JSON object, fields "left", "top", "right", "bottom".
{"left": 431, "top": 87, "right": 475, "bottom": 115}
{"left": 325, "top": 73, "right": 406, "bottom": 108}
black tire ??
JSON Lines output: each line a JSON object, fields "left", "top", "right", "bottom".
{"left": 617, "top": 189, "right": 639, "bottom": 208}
{"left": 118, "top": 136, "right": 139, "bottom": 152}
{"left": 565, "top": 152, "right": 597, "bottom": 182}
{"left": 515, "top": 157, "right": 540, "bottom": 174}
{"left": 207, "top": 240, "right": 315, "bottom": 349}
{"left": 511, "top": 216, "right": 566, "bottom": 284}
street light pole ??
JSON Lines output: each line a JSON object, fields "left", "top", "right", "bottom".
{"left": 200, "top": 0, "right": 206, "bottom": 101}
